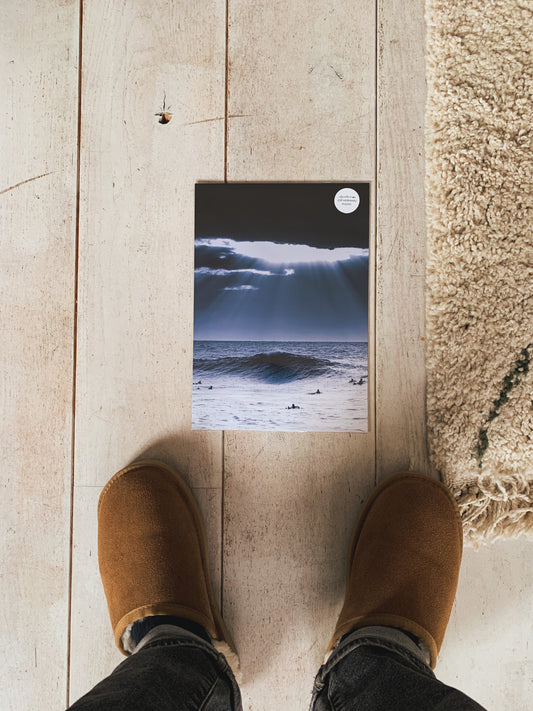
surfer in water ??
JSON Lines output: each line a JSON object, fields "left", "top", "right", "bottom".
{"left": 288, "top": 404, "right": 300, "bottom": 409}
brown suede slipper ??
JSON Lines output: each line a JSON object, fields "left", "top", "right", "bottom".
{"left": 327, "top": 472, "right": 463, "bottom": 668}
{"left": 98, "top": 460, "right": 238, "bottom": 670}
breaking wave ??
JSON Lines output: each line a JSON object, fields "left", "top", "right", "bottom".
{"left": 193, "top": 351, "right": 338, "bottom": 383}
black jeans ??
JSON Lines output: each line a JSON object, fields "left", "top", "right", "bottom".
{"left": 68, "top": 625, "right": 486, "bottom": 710}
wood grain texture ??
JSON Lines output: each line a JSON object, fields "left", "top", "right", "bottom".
{"left": 68, "top": 0, "right": 226, "bottom": 703}
{"left": 376, "top": 0, "right": 431, "bottom": 478}
{"left": 73, "top": 0, "right": 226, "bottom": 489}
{"left": 227, "top": 1, "right": 375, "bottom": 181}
{"left": 223, "top": 3, "right": 376, "bottom": 707}
{"left": 0, "top": 1, "right": 79, "bottom": 708}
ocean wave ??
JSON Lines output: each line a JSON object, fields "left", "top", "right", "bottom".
{"left": 194, "top": 351, "right": 338, "bottom": 383}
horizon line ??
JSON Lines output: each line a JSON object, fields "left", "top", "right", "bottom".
{"left": 193, "top": 338, "right": 368, "bottom": 343}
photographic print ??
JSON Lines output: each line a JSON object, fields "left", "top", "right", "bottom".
{"left": 192, "top": 183, "right": 370, "bottom": 432}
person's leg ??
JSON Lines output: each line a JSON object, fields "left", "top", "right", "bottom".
{"left": 68, "top": 460, "right": 241, "bottom": 711}
{"left": 69, "top": 623, "right": 240, "bottom": 711}
{"left": 310, "top": 626, "right": 485, "bottom": 710}
{"left": 310, "top": 472, "right": 486, "bottom": 711}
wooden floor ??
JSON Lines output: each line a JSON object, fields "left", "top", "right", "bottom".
{"left": 1, "top": 1, "right": 532, "bottom": 709}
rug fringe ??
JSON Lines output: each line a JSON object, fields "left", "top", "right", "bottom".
{"left": 450, "top": 474, "right": 533, "bottom": 547}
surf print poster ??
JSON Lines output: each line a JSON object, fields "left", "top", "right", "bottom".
{"left": 192, "top": 182, "right": 370, "bottom": 432}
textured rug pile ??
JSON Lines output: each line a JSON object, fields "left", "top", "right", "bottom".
{"left": 425, "top": 0, "right": 533, "bottom": 544}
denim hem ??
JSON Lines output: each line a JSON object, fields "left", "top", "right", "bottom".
{"left": 134, "top": 624, "right": 213, "bottom": 654}
{"left": 311, "top": 626, "right": 434, "bottom": 702}
{"left": 135, "top": 625, "right": 242, "bottom": 711}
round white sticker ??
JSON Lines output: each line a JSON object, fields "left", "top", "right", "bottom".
{"left": 334, "top": 188, "right": 360, "bottom": 214}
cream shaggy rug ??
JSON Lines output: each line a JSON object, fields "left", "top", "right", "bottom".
{"left": 425, "top": 0, "right": 533, "bottom": 545}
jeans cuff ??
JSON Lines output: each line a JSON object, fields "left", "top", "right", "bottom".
{"left": 313, "top": 624, "right": 434, "bottom": 698}
{"left": 334, "top": 626, "right": 431, "bottom": 668}
{"left": 132, "top": 624, "right": 214, "bottom": 655}
{"left": 127, "top": 624, "right": 242, "bottom": 711}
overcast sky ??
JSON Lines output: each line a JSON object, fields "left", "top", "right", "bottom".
{"left": 194, "top": 183, "right": 370, "bottom": 342}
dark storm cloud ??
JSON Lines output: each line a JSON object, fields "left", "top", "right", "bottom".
{"left": 195, "top": 183, "right": 370, "bottom": 249}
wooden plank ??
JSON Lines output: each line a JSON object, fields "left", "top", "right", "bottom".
{"left": 68, "top": 0, "right": 226, "bottom": 703}
{"left": 223, "top": 433, "right": 375, "bottom": 707}
{"left": 376, "top": 0, "right": 430, "bottom": 478}
{"left": 0, "top": 1, "right": 79, "bottom": 708}
{"left": 377, "top": 5, "right": 533, "bottom": 710}
{"left": 223, "top": 3, "right": 376, "bottom": 708}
